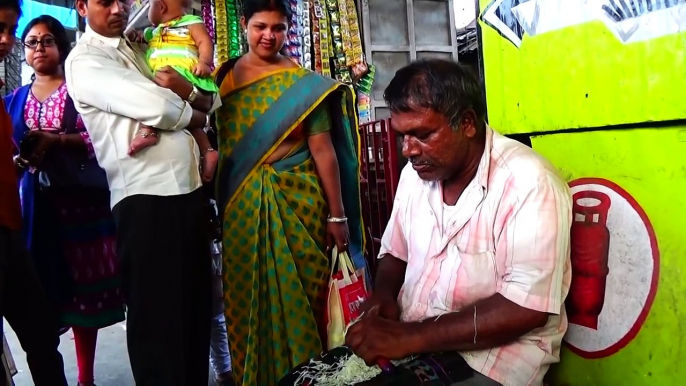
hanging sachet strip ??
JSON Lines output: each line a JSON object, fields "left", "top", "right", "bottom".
{"left": 226, "top": 0, "right": 242, "bottom": 58}
{"left": 318, "top": 0, "right": 332, "bottom": 78}
{"left": 344, "top": 0, "right": 368, "bottom": 79}
{"left": 214, "top": 0, "right": 229, "bottom": 63}
{"left": 201, "top": 0, "right": 216, "bottom": 68}
{"left": 284, "top": 0, "right": 302, "bottom": 64}
{"left": 302, "top": 0, "right": 312, "bottom": 70}
{"left": 336, "top": 0, "right": 354, "bottom": 68}
{"left": 311, "top": 0, "right": 322, "bottom": 74}
{"left": 325, "top": 0, "right": 351, "bottom": 83}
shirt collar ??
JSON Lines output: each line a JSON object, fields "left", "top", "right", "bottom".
{"left": 84, "top": 25, "right": 123, "bottom": 48}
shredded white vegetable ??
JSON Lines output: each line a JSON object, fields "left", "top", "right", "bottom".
{"left": 292, "top": 353, "right": 382, "bottom": 386}
{"left": 290, "top": 307, "right": 419, "bottom": 385}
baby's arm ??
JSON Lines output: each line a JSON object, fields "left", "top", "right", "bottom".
{"left": 188, "top": 23, "right": 214, "bottom": 77}
{"left": 189, "top": 127, "right": 212, "bottom": 154}
{"left": 189, "top": 127, "right": 218, "bottom": 183}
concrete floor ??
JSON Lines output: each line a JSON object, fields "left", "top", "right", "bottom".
{"left": 4, "top": 321, "right": 219, "bottom": 385}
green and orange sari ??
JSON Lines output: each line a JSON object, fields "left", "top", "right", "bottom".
{"left": 213, "top": 61, "right": 366, "bottom": 385}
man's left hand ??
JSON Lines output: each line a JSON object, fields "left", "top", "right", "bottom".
{"left": 153, "top": 66, "right": 193, "bottom": 101}
{"left": 345, "top": 307, "right": 420, "bottom": 365}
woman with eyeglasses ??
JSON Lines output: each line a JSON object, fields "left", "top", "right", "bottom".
{"left": 4, "top": 15, "right": 124, "bottom": 386}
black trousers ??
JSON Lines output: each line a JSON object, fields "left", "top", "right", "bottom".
{"left": 112, "top": 189, "right": 212, "bottom": 386}
{"left": 0, "top": 227, "right": 67, "bottom": 386}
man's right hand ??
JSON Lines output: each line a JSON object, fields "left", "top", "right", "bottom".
{"left": 360, "top": 294, "right": 401, "bottom": 321}
{"left": 153, "top": 67, "right": 193, "bottom": 101}
{"left": 125, "top": 30, "right": 143, "bottom": 44}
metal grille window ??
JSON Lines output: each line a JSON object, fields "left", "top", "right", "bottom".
{"left": 360, "top": 0, "right": 459, "bottom": 120}
{"left": 0, "top": 41, "right": 23, "bottom": 95}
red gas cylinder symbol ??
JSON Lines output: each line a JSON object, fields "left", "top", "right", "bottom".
{"left": 567, "top": 190, "right": 611, "bottom": 330}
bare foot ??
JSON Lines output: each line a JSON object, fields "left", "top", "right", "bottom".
{"left": 201, "top": 149, "right": 219, "bottom": 183}
{"left": 129, "top": 131, "right": 159, "bottom": 155}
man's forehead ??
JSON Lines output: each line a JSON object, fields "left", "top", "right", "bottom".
{"left": 0, "top": 9, "right": 18, "bottom": 25}
{"left": 390, "top": 108, "right": 444, "bottom": 127}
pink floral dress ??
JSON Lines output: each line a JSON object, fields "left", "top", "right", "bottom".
{"left": 24, "top": 82, "right": 94, "bottom": 157}
{"left": 24, "top": 82, "right": 124, "bottom": 328}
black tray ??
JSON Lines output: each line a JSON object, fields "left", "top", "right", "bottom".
{"left": 279, "top": 347, "right": 474, "bottom": 386}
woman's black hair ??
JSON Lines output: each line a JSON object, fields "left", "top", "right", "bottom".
{"left": 243, "top": 0, "right": 293, "bottom": 21}
{"left": 21, "top": 15, "right": 72, "bottom": 64}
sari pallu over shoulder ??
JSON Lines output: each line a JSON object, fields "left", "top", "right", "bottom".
{"left": 213, "top": 60, "right": 366, "bottom": 267}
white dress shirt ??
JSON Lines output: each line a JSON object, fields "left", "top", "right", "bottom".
{"left": 65, "top": 26, "right": 220, "bottom": 208}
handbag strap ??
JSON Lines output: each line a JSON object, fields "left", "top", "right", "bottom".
{"left": 330, "top": 246, "right": 355, "bottom": 284}
{"left": 61, "top": 93, "right": 78, "bottom": 135}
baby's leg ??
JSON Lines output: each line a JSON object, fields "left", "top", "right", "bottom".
{"left": 190, "top": 128, "right": 218, "bottom": 183}
{"left": 129, "top": 125, "right": 159, "bottom": 155}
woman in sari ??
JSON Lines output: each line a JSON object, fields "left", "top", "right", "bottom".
{"left": 213, "top": 0, "right": 365, "bottom": 384}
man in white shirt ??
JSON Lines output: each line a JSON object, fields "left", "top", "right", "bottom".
{"left": 67, "top": 0, "right": 221, "bottom": 384}
{"left": 346, "top": 59, "right": 571, "bottom": 385}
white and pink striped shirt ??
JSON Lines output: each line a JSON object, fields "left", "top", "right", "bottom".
{"left": 380, "top": 127, "right": 572, "bottom": 386}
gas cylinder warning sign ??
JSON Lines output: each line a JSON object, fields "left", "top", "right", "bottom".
{"left": 564, "top": 178, "right": 659, "bottom": 359}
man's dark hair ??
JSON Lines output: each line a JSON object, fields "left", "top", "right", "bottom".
{"left": 21, "top": 15, "right": 72, "bottom": 63}
{"left": 243, "top": 0, "right": 293, "bottom": 22}
{"left": 384, "top": 59, "right": 486, "bottom": 131}
{"left": 0, "top": 0, "right": 22, "bottom": 17}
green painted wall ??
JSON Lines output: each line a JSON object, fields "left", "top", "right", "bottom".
{"left": 478, "top": 0, "right": 686, "bottom": 135}
{"left": 477, "top": 0, "right": 686, "bottom": 383}
{"left": 532, "top": 128, "right": 686, "bottom": 385}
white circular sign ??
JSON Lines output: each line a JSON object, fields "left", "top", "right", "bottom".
{"left": 564, "top": 178, "right": 659, "bottom": 359}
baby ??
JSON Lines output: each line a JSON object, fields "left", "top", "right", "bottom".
{"left": 127, "top": 0, "right": 219, "bottom": 182}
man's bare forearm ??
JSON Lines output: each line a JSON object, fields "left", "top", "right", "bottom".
{"left": 191, "top": 92, "right": 213, "bottom": 113}
{"left": 188, "top": 109, "right": 208, "bottom": 129}
{"left": 374, "top": 255, "right": 407, "bottom": 301}
{"left": 410, "top": 294, "right": 550, "bottom": 353}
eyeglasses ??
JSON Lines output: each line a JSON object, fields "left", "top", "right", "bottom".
{"left": 24, "top": 37, "right": 56, "bottom": 49}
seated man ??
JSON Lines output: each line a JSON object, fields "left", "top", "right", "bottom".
{"left": 346, "top": 59, "right": 572, "bottom": 386}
